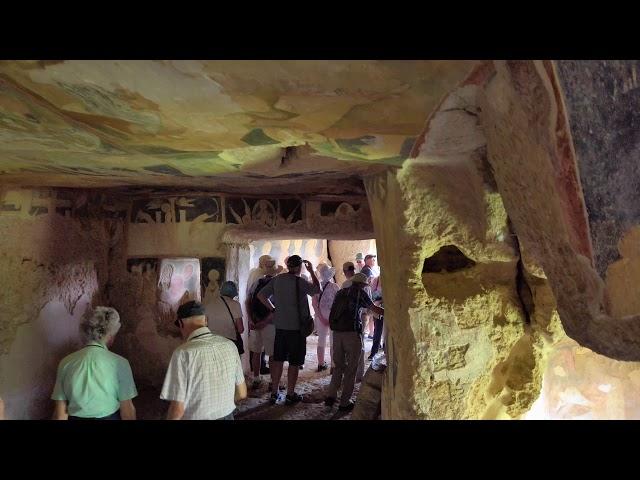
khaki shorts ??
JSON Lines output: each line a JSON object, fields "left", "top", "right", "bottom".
{"left": 248, "top": 323, "right": 276, "bottom": 357}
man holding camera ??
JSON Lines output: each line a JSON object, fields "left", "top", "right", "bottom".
{"left": 257, "top": 255, "right": 320, "bottom": 405}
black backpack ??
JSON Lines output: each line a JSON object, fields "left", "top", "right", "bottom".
{"left": 329, "top": 287, "right": 362, "bottom": 332}
{"left": 250, "top": 277, "right": 272, "bottom": 320}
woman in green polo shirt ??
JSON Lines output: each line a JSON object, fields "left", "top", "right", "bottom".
{"left": 51, "top": 306, "right": 138, "bottom": 420}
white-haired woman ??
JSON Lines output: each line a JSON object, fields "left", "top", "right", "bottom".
{"left": 312, "top": 263, "right": 340, "bottom": 372}
{"left": 51, "top": 306, "right": 138, "bottom": 420}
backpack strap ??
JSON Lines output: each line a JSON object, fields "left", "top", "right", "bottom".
{"left": 220, "top": 296, "right": 239, "bottom": 335}
{"left": 354, "top": 288, "right": 362, "bottom": 333}
{"left": 295, "top": 275, "right": 301, "bottom": 320}
{"left": 315, "top": 282, "right": 327, "bottom": 317}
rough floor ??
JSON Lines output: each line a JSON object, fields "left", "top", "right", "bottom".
{"left": 135, "top": 335, "right": 377, "bottom": 420}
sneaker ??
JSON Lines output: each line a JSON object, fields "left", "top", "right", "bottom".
{"left": 317, "top": 362, "right": 329, "bottom": 372}
{"left": 324, "top": 397, "right": 336, "bottom": 407}
{"left": 285, "top": 392, "right": 303, "bottom": 405}
{"left": 269, "top": 392, "right": 278, "bottom": 404}
{"left": 338, "top": 401, "right": 355, "bottom": 412}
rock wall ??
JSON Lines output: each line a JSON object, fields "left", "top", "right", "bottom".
{"left": 364, "top": 68, "right": 562, "bottom": 419}
{"left": 250, "top": 238, "right": 329, "bottom": 270}
{"left": 555, "top": 61, "right": 640, "bottom": 278}
{"left": 479, "top": 60, "right": 640, "bottom": 361}
{"left": 327, "top": 239, "right": 377, "bottom": 286}
{"left": 0, "top": 188, "right": 113, "bottom": 419}
{"left": 555, "top": 62, "right": 640, "bottom": 356}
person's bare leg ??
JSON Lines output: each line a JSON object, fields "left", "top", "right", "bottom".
{"left": 251, "top": 351, "right": 261, "bottom": 379}
{"left": 317, "top": 345, "right": 325, "bottom": 365}
{"left": 287, "top": 364, "right": 300, "bottom": 395}
{"left": 271, "top": 361, "right": 284, "bottom": 395}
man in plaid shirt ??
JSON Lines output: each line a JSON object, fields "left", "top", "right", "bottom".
{"left": 161, "top": 300, "right": 247, "bottom": 420}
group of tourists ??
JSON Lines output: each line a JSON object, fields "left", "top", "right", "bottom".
{"left": 0, "top": 251, "right": 383, "bottom": 420}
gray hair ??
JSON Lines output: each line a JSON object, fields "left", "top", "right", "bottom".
{"left": 81, "top": 306, "right": 121, "bottom": 342}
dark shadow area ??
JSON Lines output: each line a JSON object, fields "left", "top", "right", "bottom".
{"left": 423, "top": 245, "right": 476, "bottom": 273}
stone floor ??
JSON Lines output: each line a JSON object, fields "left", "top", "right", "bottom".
{"left": 136, "top": 333, "right": 377, "bottom": 420}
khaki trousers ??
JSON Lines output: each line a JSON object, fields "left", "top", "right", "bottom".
{"left": 326, "top": 331, "right": 363, "bottom": 406}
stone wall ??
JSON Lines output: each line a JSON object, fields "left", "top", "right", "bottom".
{"left": 556, "top": 60, "right": 640, "bottom": 278}
{"left": 0, "top": 188, "right": 114, "bottom": 419}
{"left": 478, "top": 60, "right": 640, "bottom": 361}
{"left": 327, "top": 239, "right": 377, "bottom": 286}
{"left": 365, "top": 68, "right": 563, "bottom": 419}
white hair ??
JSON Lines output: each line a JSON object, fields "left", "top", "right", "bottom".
{"left": 81, "top": 306, "right": 121, "bottom": 342}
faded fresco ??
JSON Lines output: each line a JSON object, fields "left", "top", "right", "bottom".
{"left": 131, "top": 196, "right": 222, "bottom": 224}
{"left": 0, "top": 60, "right": 475, "bottom": 188}
{"left": 312, "top": 200, "right": 373, "bottom": 232}
{"left": 157, "top": 258, "right": 201, "bottom": 329}
{"left": 225, "top": 198, "right": 301, "bottom": 227}
{"left": 525, "top": 339, "right": 640, "bottom": 420}
{"left": 0, "top": 189, "right": 128, "bottom": 220}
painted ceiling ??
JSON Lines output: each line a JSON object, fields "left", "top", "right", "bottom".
{"left": 0, "top": 60, "right": 477, "bottom": 192}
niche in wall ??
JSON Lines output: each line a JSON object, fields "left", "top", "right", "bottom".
{"left": 201, "top": 257, "right": 226, "bottom": 297}
{"left": 423, "top": 245, "right": 476, "bottom": 273}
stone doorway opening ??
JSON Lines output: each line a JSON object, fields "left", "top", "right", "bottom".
{"left": 230, "top": 237, "right": 380, "bottom": 420}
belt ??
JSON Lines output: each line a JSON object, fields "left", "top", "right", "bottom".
{"left": 68, "top": 410, "right": 121, "bottom": 420}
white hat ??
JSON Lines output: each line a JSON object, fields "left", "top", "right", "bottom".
{"left": 316, "top": 263, "right": 336, "bottom": 282}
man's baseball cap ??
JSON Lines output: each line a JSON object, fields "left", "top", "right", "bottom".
{"left": 174, "top": 300, "right": 205, "bottom": 327}
{"left": 365, "top": 254, "right": 377, "bottom": 261}
{"left": 355, "top": 253, "right": 364, "bottom": 261}
{"left": 343, "top": 261, "right": 355, "bottom": 272}
{"left": 286, "top": 255, "right": 303, "bottom": 267}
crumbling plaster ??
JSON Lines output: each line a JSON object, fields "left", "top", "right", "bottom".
{"left": 0, "top": 188, "right": 111, "bottom": 419}
{"left": 365, "top": 66, "right": 564, "bottom": 419}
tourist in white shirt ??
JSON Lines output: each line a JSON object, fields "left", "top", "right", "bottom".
{"left": 161, "top": 301, "right": 247, "bottom": 420}
{"left": 312, "top": 263, "right": 340, "bottom": 372}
